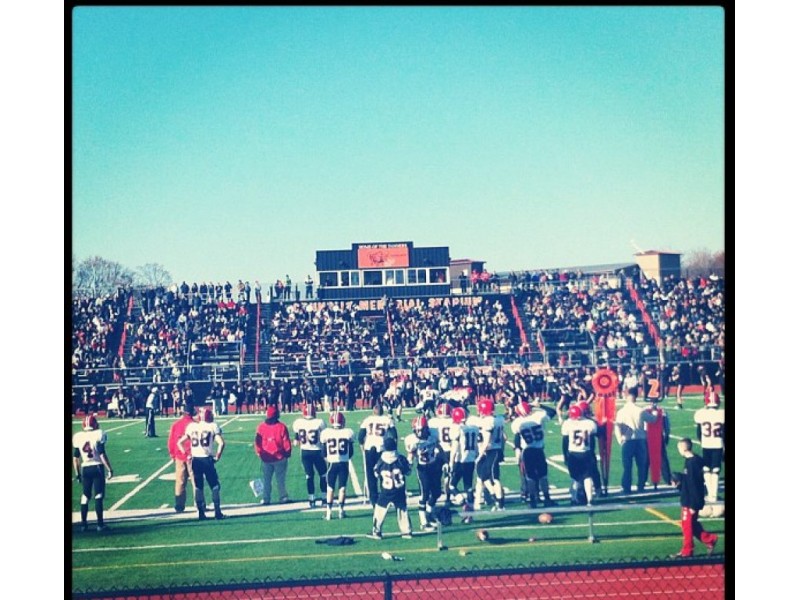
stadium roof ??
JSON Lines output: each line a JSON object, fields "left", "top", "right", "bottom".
{"left": 634, "top": 250, "right": 682, "bottom": 256}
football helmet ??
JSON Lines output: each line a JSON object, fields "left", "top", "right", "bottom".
{"left": 330, "top": 411, "right": 345, "bottom": 428}
{"left": 82, "top": 414, "right": 99, "bottom": 431}
{"left": 302, "top": 403, "right": 316, "bottom": 418}
{"left": 577, "top": 401, "right": 591, "bottom": 417}
{"left": 436, "top": 403, "right": 452, "bottom": 418}
{"left": 451, "top": 407, "right": 467, "bottom": 425}
{"left": 568, "top": 405, "right": 583, "bottom": 420}
{"left": 202, "top": 407, "right": 215, "bottom": 423}
{"left": 412, "top": 415, "right": 429, "bottom": 437}
{"left": 383, "top": 436, "right": 397, "bottom": 452}
{"left": 373, "top": 403, "right": 384, "bottom": 416}
{"left": 514, "top": 401, "right": 532, "bottom": 418}
{"left": 477, "top": 398, "right": 494, "bottom": 416}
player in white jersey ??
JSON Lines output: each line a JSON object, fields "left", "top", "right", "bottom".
{"left": 693, "top": 396, "right": 725, "bottom": 502}
{"left": 404, "top": 415, "right": 443, "bottom": 531}
{"left": 359, "top": 403, "right": 397, "bottom": 507}
{"left": 320, "top": 411, "right": 355, "bottom": 520}
{"left": 178, "top": 407, "right": 226, "bottom": 520}
{"left": 449, "top": 407, "right": 479, "bottom": 509}
{"left": 561, "top": 405, "right": 598, "bottom": 507}
{"left": 511, "top": 401, "right": 556, "bottom": 508}
{"left": 416, "top": 383, "right": 439, "bottom": 415}
{"left": 428, "top": 403, "right": 457, "bottom": 505}
{"left": 474, "top": 398, "right": 506, "bottom": 510}
{"left": 73, "top": 415, "right": 114, "bottom": 532}
{"left": 293, "top": 403, "right": 327, "bottom": 508}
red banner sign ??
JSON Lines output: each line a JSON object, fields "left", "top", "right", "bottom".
{"left": 357, "top": 243, "right": 410, "bottom": 269}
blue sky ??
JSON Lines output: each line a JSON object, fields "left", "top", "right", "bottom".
{"left": 72, "top": 6, "right": 724, "bottom": 285}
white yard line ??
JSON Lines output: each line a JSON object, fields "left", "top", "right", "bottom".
{"left": 110, "top": 460, "right": 174, "bottom": 511}
{"left": 104, "top": 420, "right": 146, "bottom": 433}
{"left": 348, "top": 460, "right": 363, "bottom": 496}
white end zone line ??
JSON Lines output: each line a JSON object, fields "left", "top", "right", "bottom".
{"left": 110, "top": 414, "right": 246, "bottom": 511}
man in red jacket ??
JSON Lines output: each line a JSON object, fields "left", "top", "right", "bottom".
{"left": 168, "top": 404, "right": 197, "bottom": 513}
{"left": 254, "top": 405, "right": 292, "bottom": 505}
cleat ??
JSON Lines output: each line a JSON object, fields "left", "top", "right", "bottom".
{"left": 422, "top": 524, "right": 437, "bottom": 533}
{"left": 706, "top": 535, "right": 718, "bottom": 555}
{"left": 96, "top": 524, "right": 109, "bottom": 532}
{"left": 215, "top": 512, "right": 226, "bottom": 521}
{"left": 543, "top": 499, "right": 557, "bottom": 507}
{"left": 198, "top": 512, "right": 207, "bottom": 521}
{"left": 369, "top": 529, "right": 383, "bottom": 540}
{"left": 80, "top": 523, "right": 88, "bottom": 532}
{"left": 401, "top": 533, "right": 413, "bottom": 539}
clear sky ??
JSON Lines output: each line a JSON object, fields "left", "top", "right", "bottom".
{"left": 72, "top": 6, "right": 725, "bottom": 285}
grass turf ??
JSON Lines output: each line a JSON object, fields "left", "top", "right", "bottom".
{"left": 70, "top": 395, "right": 725, "bottom": 593}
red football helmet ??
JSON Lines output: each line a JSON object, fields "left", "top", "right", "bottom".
{"left": 302, "top": 403, "right": 316, "bottom": 418}
{"left": 436, "top": 403, "right": 452, "bottom": 418}
{"left": 577, "top": 401, "right": 591, "bottom": 417}
{"left": 82, "top": 414, "right": 99, "bottom": 431}
{"left": 451, "top": 407, "right": 467, "bottom": 425}
{"left": 412, "top": 415, "right": 429, "bottom": 437}
{"left": 202, "top": 407, "right": 214, "bottom": 423}
{"left": 515, "top": 401, "right": 532, "bottom": 418}
{"left": 568, "top": 405, "right": 583, "bottom": 420}
{"left": 477, "top": 398, "right": 495, "bottom": 417}
{"left": 330, "top": 411, "right": 345, "bottom": 428}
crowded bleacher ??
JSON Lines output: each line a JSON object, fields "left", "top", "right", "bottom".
{"left": 70, "top": 270, "right": 724, "bottom": 416}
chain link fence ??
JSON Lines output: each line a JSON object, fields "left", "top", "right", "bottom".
{"left": 73, "top": 557, "right": 724, "bottom": 599}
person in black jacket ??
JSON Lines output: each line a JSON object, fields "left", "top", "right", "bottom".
{"left": 671, "top": 438, "right": 719, "bottom": 557}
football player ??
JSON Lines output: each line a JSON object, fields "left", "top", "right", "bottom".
{"left": 359, "top": 403, "right": 397, "bottom": 507}
{"left": 416, "top": 383, "right": 439, "bottom": 415}
{"left": 320, "top": 410, "right": 355, "bottom": 520}
{"left": 428, "top": 402, "right": 456, "bottom": 506}
{"left": 511, "top": 400, "right": 556, "bottom": 508}
{"left": 474, "top": 398, "right": 506, "bottom": 511}
{"left": 694, "top": 394, "right": 725, "bottom": 503}
{"left": 73, "top": 414, "right": 114, "bottom": 532}
{"left": 449, "top": 406, "right": 479, "bottom": 509}
{"left": 561, "top": 404, "right": 598, "bottom": 507}
{"left": 292, "top": 403, "right": 327, "bottom": 508}
{"left": 404, "top": 415, "right": 443, "bottom": 531}
{"left": 370, "top": 436, "right": 413, "bottom": 540}
{"left": 177, "top": 407, "right": 226, "bottom": 521}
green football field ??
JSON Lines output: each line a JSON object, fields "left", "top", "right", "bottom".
{"left": 70, "top": 395, "right": 725, "bottom": 594}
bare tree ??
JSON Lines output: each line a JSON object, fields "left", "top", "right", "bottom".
{"left": 684, "top": 248, "right": 725, "bottom": 278}
{"left": 136, "top": 263, "right": 173, "bottom": 288}
{"left": 74, "top": 256, "right": 134, "bottom": 296}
